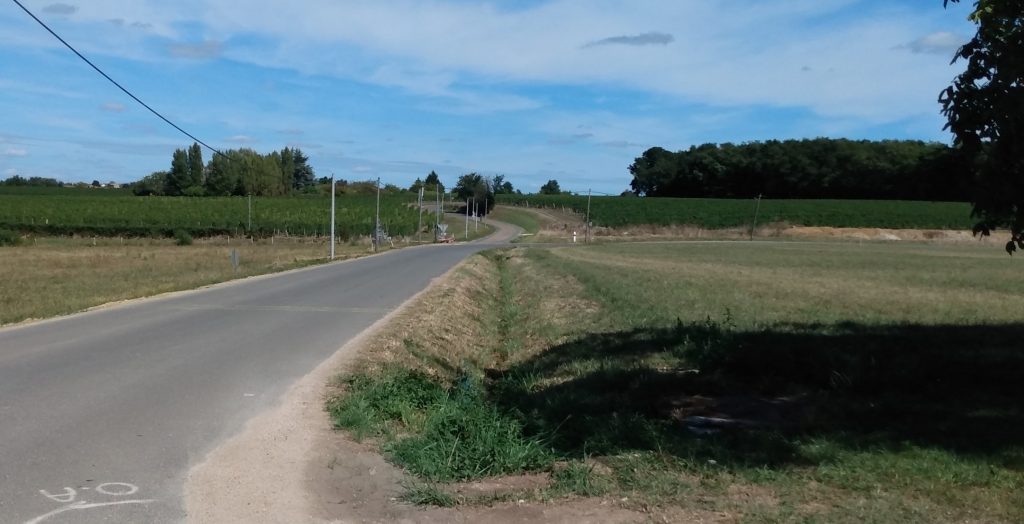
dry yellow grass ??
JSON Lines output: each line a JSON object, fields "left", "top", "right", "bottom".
{"left": 337, "top": 248, "right": 598, "bottom": 383}
{"left": 0, "top": 236, "right": 378, "bottom": 326}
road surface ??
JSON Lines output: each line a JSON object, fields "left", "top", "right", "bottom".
{"left": 0, "top": 222, "right": 520, "bottom": 523}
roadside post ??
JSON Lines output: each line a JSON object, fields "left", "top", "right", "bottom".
{"left": 330, "top": 174, "right": 336, "bottom": 260}
{"left": 750, "top": 194, "right": 763, "bottom": 241}
{"left": 374, "top": 177, "right": 381, "bottom": 253}
{"left": 585, "top": 189, "right": 592, "bottom": 243}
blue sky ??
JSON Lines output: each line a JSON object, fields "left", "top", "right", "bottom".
{"left": 0, "top": 0, "right": 976, "bottom": 194}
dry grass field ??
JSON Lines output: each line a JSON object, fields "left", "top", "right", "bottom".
{"left": 0, "top": 236, "right": 375, "bottom": 326}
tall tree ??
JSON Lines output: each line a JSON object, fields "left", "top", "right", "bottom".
{"left": 409, "top": 177, "right": 424, "bottom": 193}
{"left": 204, "top": 152, "right": 239, "bottom": 196}
{"left": 942, "top": 0, "right": 1024, "bottom": 253}
{"left": 453, "top": 172, "right": 494, "bottom": 213}
{"left": 187, "top": 142, "right": 204, "bottom": 191}
{"left": 280, "top": 147, "right": 296, "bottom": 193}
{"left": 539, "top": 179, "right": 561, "bottom": 195}
{"left": 291, "top": 148, "right": 315, "bottom": 189}
{"left": 492, "top": 174, "right": 514, "bottom": 194}
{"left": 167, "top": 148, "right": 190, "bottom": 196}
{"left": 424, "top": 170, "right": 444, "bottom": 192}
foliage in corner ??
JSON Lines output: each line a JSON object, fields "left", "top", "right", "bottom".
{"left": 942, "top": 0, "right": 1024, "bottom": 253}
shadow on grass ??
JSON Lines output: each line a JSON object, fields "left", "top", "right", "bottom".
{"left": 488, "top": 321, "right": 1024, "bottom": 469}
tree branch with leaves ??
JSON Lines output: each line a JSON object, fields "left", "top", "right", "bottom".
{"left": 941, "top": 0, "right": 1024, "bottom": 254}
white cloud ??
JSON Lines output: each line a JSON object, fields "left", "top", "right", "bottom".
{"left": 225, "top": 135, "right": 256, "bottom": 144}
{"left": 4, "top": 0, "right": 975, "bottom": 126}
{"left": 583, "top": 32, "right": 674, "bottom": 48}
{"left": 42, "top": 3, "right": 77, "bottom": 15}
{"left": 903, "top": 31, "right": 965, "bottom": 55}
{"left": 3, "top": 147, "right": 28, "bottom": 157}
{"left": 169, "top": 40, "right": 223, "bottom": 59}
{"left": 177, "top": 0, "right": 960, "bottom": 122}
{"left": 101, "top": 102, "right": 125, "bottom": 112}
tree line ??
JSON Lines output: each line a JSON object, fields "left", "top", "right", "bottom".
{"left": 0, "top": 175, "right": 65, "bottom": 187}
{"left": 628, "top": 139, "right": 970, "bottom": 201}
{"left": 131, "top": 143, "right": 315, "bottom": 196}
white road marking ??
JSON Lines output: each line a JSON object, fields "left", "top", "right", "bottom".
{"left": 31, "top": 482, "right": 153, "bottom": 524}
{"left": 25, "top": 499, "right": 155, "bottom": 524}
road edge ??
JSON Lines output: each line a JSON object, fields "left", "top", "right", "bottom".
{"left": 181, "top": 253, "right": 476, "bottom": 523}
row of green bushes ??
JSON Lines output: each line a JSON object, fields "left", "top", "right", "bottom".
{"left": 498, "top": 194, "right": 975, "bottom": 230}
{"left": 0, "top": 190, "right": 426, "bottom": 238}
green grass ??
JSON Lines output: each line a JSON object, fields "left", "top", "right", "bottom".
{"left": 488, "top": 206, "right": 540, "bottom": 239}
{"left": 329, "top": 369, "right": 551, "bottom": 483}
{"left": 330, "top": 241, "right": 1024, "bottom": 521}
{"left": 0, "top": 188, "right": 427, "bottom": 238}
{"left": 497, "top": 194, "right": 974, "bottom": 230}
{"left": 400, "top": 482, "right": 459, "bottom": 507}
{"left": 441, "top": 214, "right": 495, "bottom": 242}
{"left": 0, "top": 229, "right": 22, "bottom": 246}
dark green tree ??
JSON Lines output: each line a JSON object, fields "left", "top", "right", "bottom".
{"left": 409, "top": 177, "right": 424, "bottom": 193}
{"left": 626, "top": 139, "right": 964, "bottom": 200}
{"left": 291, "top": 148, "right": 315, "bottom": 189}
{"left": 492, "top": 174, "right": 514, "bottom": 194}
{"left": 132, "top": 171, "right": 168, "bottom": 196}
{"left": 942, "top": 0, "right": 1024, "bottom": 253}
{"left": 454, "top": 172, "right": 494, "bottom": 214}
{"left": 187, "top": 142, "right": 204, "bottom": 191}
{"left": 279, "top": 147, "right": 296, "bottom": 192}
{"left": 204, "top": 152, "right": 238, "bottom": 196}
{"left": 539, "top": 179, "right": 561, "bottom": 195}
{"left": 167, "top": 148, "right": 190, "bottom": 196}
{"left": 424, "top": 170, "right": 444, "bottom": 192}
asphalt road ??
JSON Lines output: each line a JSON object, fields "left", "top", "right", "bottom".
{"left": 0, "top": 223, "right": 520, "bottom": 523}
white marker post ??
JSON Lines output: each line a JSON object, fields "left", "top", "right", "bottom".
{"left": 374, "top": 177, "right": 381, "bottom": 253}
{"left": 329, "top": 174, "right": 336, "bottom": 260}
{"left": 585, "top": 188, "right": 592, "bottom": 243}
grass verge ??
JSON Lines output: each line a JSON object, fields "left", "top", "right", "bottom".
{"left": 441, "top": 214, "right": 495, "bottom": 242}
{"left": 488, "top": 207, "right": 540, "bottom": 241}
{"left": 329, "top": 241, "right": 1024, "bottom": 522}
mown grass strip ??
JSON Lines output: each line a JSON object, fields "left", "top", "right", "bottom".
{"left": 329, "top": 242, "right": 1024, "bottom": 521}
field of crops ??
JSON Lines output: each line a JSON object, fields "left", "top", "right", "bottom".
{"left": 0, "top": 188, "right": 425, "bottom": 238}
{"left": 497, "top": 194, "right": 975, "bottom": 230}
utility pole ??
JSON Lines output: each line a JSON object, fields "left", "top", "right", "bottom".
{"left": 585, "top": 189, "right": 592, "bottom": 243}
{"left": 374, "top": 177, "right": 381, "bottom": 252}
{"left": 247, "top": 194, "right": 252, "bottom": 234}
{"left": 465, "top": 198, "right": 470, "bottom": 239}
{"left": 435, "top": 183, "right": 440, "bottom": 242}
{"left": 329, "top": 174, "right": 336, "bottom": 260}
{"left": 750, "top": 193, "right": 763, "bottom": 241}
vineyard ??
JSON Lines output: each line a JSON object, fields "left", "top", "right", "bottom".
{"left": 0, "top": 188, "right": 426, "bottom": 238}
{"left": 496, "top": 194, "right": 975, "bottom": 230}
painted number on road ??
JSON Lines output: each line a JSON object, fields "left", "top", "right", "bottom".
{"left": 27, "top": 482, "right": 154, "bottom": 524}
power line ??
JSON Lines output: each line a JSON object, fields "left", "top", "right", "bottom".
{"left": 9, "top": 0, "right": 224, "bottom": 157}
